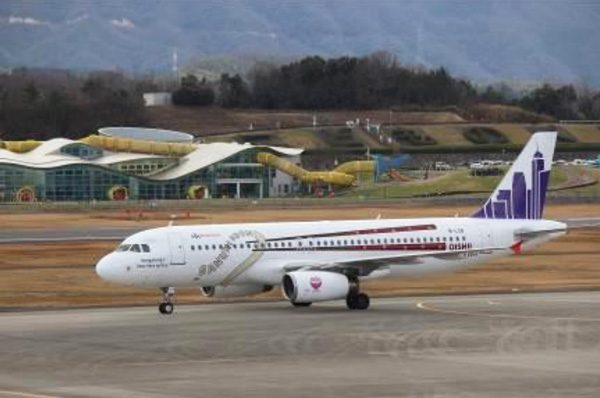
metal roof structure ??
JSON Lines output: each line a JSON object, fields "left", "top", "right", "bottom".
{"left": 152, "top": 142, "right": 302, "bottom": 180}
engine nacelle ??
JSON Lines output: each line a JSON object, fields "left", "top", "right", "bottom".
{"left": 201, "top": 284, "right": 273, "bottom": 298}
{"left": 282, "top": 271, "right": 350, "bottom": 303}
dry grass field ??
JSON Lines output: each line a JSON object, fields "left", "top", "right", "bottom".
{"left": 0, "top": 203, "right": 599, "bottom": 310}
{"left": 145, "top": 106, "right": 464, "bottom": 135}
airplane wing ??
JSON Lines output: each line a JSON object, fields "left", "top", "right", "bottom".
{"left": 283, "top": 246, "right": 507, "bottom": 275}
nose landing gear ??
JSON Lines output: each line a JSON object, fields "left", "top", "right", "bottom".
{"left": 159, "top": 287, "right": 175, "bottom": 314}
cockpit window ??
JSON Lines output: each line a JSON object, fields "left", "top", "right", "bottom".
{"left": 130, "top": 244, "right": 141, "bottom": 252}
{"left": 141, "top": 244, "right": 150, "bottom": 253}
{"left": 116, "top": 244, "right": 131, "bottom": 252}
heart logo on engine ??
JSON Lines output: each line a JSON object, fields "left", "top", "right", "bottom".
{"left": 310, "top": 276, "right": 322, "bottom": 290}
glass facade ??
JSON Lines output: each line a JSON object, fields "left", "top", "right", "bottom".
{"left": 0, "top": 148, "right": 274, "bottom": 202}
{"left": 113, "top": 158, "right": 177, "bottom": 176}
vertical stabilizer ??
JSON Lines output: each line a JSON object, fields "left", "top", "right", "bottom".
{"left": 472, "top": 132, "right": 557, "bottom": 220}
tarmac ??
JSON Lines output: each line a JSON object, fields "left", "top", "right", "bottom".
{"left": 2, "top": 291, "right": 600, "bottom": 397}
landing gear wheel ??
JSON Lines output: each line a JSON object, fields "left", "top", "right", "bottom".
{"left": 159, "top": 302, "right": 174, "bottom": 314}
{"left": 292, "top": 302, "right": 312, "bottom": 307}
{"left": 158, "top": 287, "right": 175, "bottom": 315}
{"left": 354, "top": 293, "right": 370, "bottom": 310}
{"left": 346, "top": 293, "right": 370, "bottom": 310}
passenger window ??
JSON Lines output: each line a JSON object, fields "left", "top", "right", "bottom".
{"left": 212, "top": 244, "right": 216, "bottom": 250}
{"left": 197, "top": 245, "right": 202, "bottom": 250}
{"left": 205, "top": 245, "right": 209, "bottom": 250}
{"left": 191, "top": 245, "right": 195, "bottom": 251}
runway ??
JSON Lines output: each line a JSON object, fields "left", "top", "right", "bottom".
{"left": 2, "top": 292, "right": 600, "bottom": 397}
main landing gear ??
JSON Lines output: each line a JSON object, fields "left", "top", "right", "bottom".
{"left": 346, "top": 276, "right": 370, "bottom": 310}
{"left": 159, "top": 287, "right": 174, "bottom": 314}
{"left": 346, "top": 292, "right": 370, "bottom": 310}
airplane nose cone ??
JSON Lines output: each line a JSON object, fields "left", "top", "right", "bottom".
{"left": 96, "top": 254, "right": 116, "bottom": 282}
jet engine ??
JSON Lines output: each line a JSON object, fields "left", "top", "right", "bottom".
{"left": 201, "top": 284, "right": 273, "bottom": 298}
{"left": 282, "top": 271, "right": 350, "bottom": 303}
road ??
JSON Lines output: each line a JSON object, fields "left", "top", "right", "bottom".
{"left": 1, "top": 292, "right": 600, "bottom": 397}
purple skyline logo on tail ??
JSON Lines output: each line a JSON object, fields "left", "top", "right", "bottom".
{"left": 472, "top": 133, "right": 556, "bottom": 220}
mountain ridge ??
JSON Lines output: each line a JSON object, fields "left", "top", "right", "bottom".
{"left": 1, "top": 0, "right": 599, "bottom": 85}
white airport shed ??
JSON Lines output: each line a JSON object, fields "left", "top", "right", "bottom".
{"left": 143, "top": 92, "right": 172, "bottom": 107}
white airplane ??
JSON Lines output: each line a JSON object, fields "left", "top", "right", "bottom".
{"left": 96, "top": 132, "right": 566, "bottom": 314}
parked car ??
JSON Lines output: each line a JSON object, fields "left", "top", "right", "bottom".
{"left": 433, "top": 161, "right": 453, "bottom": 171}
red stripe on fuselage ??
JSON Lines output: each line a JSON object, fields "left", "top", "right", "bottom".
{"left": 255, "top": 242, "right": 447, "bottom": 252}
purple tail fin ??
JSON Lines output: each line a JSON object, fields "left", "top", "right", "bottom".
{"left": 472, "top": 132, "right": 557, "bottom": 220}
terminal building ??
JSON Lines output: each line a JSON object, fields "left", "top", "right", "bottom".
{"left": 0, "top": 127, "right": 373, "bottom": 202}
{"left": 0, "top": 128, "right": 305, "bottom": 202}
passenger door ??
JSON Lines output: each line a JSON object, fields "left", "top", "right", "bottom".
{"left": 168, "top": 231, "right": 186, "bottom": 265}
